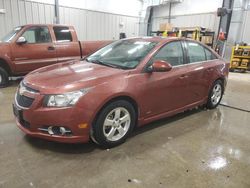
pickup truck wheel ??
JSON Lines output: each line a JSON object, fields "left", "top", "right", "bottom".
{"left": 0, "top": 67, "right": 9, "bottom": 88}
{"left": 206, "top": 80, "right": 224, "bottom": 109}
{"left": 92, "top": 100, "right": 136, "bottom": 148}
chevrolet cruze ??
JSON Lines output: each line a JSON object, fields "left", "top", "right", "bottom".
{"left": 13, "top": 37, "right": 229, "bottom": 147}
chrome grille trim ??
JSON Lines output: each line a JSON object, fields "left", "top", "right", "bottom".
{"left": 15, "top": 81, "right": 39, "bottom": 109}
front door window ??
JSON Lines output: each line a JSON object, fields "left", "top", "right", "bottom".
{"left": 21, "top": 27, "right": 51, "bottom": 44}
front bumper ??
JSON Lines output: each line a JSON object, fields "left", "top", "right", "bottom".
{"left": 13, "top": 96, "right": 92, "bottom": 143}
{"left": 16, "top": 118, "right": 89, "bottom": 143}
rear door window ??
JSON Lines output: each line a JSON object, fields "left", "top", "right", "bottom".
{"left": 187, "top": 42, "right": 206, "bottom": 63}
{"left": 152, "top": 41, "right": 184, "bottom": 66}
{"left": 53, "top": 27, "right": 72, "bottom": 42}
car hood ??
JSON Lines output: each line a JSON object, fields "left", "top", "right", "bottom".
{"left": 24, "top": 60, "right": 127, "bottom": 94}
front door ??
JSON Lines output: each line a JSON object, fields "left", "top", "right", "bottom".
{"left": 11, "top": 26, "right": 57, "bottom": 74}
{"left": 140, "top": 41, "right": 191, "bottom": 118}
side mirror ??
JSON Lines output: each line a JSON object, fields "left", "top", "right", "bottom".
{"left": 16, "top": 37, "right": 27, "bottom": 45}
{"left": 147, "top": 60, "right": 172, "bottom": 73}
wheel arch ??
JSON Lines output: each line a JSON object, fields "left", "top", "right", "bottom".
{"left": 214, "top": 76, "right": 226, "bottom": 93}
{"left": 0, "top": 58, "right": 12, "bottom": 75}
{"left": 206, "top": 76, "right": 226, "bottom": 101}
{"left": 92, "top": 95, "right": 140, "bottom": 127}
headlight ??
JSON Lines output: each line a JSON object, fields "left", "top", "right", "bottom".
{"left": 45, "top": 88, "right": 92, "bottom": 107}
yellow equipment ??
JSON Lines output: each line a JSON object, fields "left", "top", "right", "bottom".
{"left": 230, "top": 46, "right": 250, "bottom": 72}
{"left": 162, "top": 31, "right": 168, "bottom": 37}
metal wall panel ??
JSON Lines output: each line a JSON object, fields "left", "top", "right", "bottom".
{"left": 0, "top": 0, "right": 139, "bottom": 41}
{"left": 58, "top": 5, "right": 139, "bottom": 40}
{"left": 0, "top": 0, "right": 55, "bottom": 38}
{"left": 242, "top": 10, "right": 250, "bottom": 43}
{"left": 0, "top": 0, "right": 5, "bottom": 38}
{"left": 31, "top": 2, "right": 39, "bottom": 23}
{"left": 18, "top": 0, "right": 27, "bottom": 25}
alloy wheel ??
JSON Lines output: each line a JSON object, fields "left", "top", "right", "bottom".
{"left": 103, "top": 107, "right": 131, "bottom": 142}
{"left": 211, "top": 83, "right": 222, "bottom": 106}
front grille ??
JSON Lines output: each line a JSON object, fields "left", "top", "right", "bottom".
{"left": 16, "top": 92, "right": 34, "bottom": 108}
{"left": 15, "top": 81, "right": 39, "bottom": 108}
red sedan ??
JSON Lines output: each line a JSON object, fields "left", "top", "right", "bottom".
{"left": 13, "top": 37, "right": 229, "bottom": 147}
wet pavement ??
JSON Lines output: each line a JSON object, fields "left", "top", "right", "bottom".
{"left": 0, "top": 72, "right": 250, "bottom": 188}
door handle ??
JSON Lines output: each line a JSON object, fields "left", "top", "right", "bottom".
{"left": 207, "top": 68, "right": 214, "bottom": 72}
{"left": 179, "top": 75, "right": 188, "bottom": 79}
{"left": 48, "top": 46, "right": 55, "bottom": 51}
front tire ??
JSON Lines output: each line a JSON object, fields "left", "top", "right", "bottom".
{"left": 206, "top": 80, "right": 224, "bottom": 109}
{"left": 0, "top": 67, "right": 9, "bottom": 88}
{"left": 92, "top": 100, "right": 136, "bottom": 148}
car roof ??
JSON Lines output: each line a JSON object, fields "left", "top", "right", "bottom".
{"left": 121, "top": 36, "right": 187, "bottom": 43}
{"left": 123, "top": 37, "right": 213, "bottom": 47}
{"left": 20, "top": 24, "right": 73, "bottom": 28}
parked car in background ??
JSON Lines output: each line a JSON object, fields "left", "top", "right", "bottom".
{"left": 0, "top": 24, "right": 111, "bottom": 87}
{"left": 13, "top": 37, "right": 229, "bottom": 148}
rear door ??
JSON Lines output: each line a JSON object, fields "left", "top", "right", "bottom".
{"left": 11, "top": 26, "right": 57, "bottom": 73}
{"left": 184, "top": 41, "right": 211, "bottom": 104}
{"left": 53, "top": 26, "right": 81, "bottom": 62}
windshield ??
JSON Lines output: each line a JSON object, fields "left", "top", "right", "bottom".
{"left": 1, "top": 26, "right": 23, "bottom": 42}
{"left": 86, "top": 39, "right": 158, "bottom": 69}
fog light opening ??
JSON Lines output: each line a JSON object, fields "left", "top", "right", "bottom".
{"left": 48, "top": 126, "right": 54, "bottom": 135}
{"left": 59, "top": 127, "right": 70, "bottom": 135}
{"left": 59, "top": 127, "right": 72, "bottom": 135}
{"left": 39, "top": 126, "right": 72, "bottom": 136}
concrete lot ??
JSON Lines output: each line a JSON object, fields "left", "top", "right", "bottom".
{"left": 0, "top": 72, "right": 250, "bottom": 188}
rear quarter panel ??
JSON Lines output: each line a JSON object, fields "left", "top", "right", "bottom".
{"left": 207, "top": 58, "right": 229, "bottom": 92}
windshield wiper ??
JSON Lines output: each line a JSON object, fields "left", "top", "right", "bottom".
{"left": 86, "top": 58, "right": 133, "bottom": 70}
{"left": 89, "top": 59, "right": 122, "bottom": 69}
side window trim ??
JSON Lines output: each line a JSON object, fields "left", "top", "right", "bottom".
{"left": 203, "top": 46, "right": 219, "bottom": 61}
{"left": 181, "top": 40, "right": 188, "bottom": 65}
{"left": 203, "top": 46, "right": 208, "bottom": 61}
{"left": 19, "top": 26, "right": 52, "bottom": 44}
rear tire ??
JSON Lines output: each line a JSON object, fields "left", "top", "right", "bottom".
{"left": 0, "top": 67, "right": 9, "bottom": 88}
{"left": 206, "top": 80, "right": 224, "bottom": 109}
{"left": 91, "top": 100, "right": 136, "bottom": 148}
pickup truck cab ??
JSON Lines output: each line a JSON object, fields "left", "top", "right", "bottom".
{"left": 0, "top": 24, "right": 111, "bottom": 87}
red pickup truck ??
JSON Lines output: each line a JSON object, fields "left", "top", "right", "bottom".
{"left": 0, "top": 24, "right": 111, "bottom": 87}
